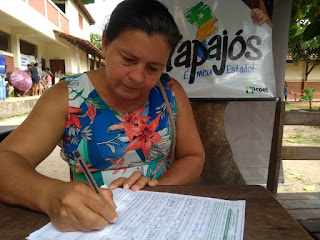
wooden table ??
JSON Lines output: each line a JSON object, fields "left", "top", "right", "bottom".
{"left": 0, "top": 185, "right": 312, "bottom": 240}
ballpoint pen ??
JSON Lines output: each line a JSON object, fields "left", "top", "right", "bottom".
{"left": 72, "top": 150, "right": 101, "bottom": 195}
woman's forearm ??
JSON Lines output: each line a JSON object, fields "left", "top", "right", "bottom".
{"left": 158, "top": 154, "right": 204, "bottom": 185}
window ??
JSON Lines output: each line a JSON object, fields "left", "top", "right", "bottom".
{"left": 0, "top": 31, "right": 10, "bottom": 52}
{"left": 79, "top": 13, "right": 83, "bottom": 30}
{"left": 53, "top": 0, "right": 66, "bottom": 13}
{"left": 20, "top": 40, "right": 37, "bottom": 56}
{"left": 56, "top": 3, "right": 65, "bottom": 13}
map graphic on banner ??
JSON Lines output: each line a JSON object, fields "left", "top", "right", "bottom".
{"left": 160, "top": 0, "right": 276, "bottom": 99}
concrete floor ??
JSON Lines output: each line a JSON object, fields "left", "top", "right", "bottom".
{"left": 35, "top": 146, "right": 70, "bottom": 182}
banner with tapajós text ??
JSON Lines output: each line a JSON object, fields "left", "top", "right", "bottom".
{"left": 160, "top": 0, "right": 275, "bottom": 99}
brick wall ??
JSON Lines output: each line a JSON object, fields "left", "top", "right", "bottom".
{"left": 287, "top": 82, "right": 320, "bottom": 100}
{"left": 28, "top": 0, "right": 45, "bottom": 17}
{"left": 47, "top": 1, "right": 59, "bottom": 27}
{"left": 79, "top": 13, "right": 83, "bottom": 30}
{"left": 60, "top": 14, "right": 70, "bottom": 34}
{"left": 4, "top": 55, "right": 14, "bottom": 73}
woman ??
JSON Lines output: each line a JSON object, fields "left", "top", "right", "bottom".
{"left": 0, "top": 0, "right": 205, "bottom": 233}
{"left": 29, "top": 62, "right": 41, "bottom": 95}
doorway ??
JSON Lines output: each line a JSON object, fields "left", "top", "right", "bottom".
{"left": 50, "top": 59, "right": 65, "bottom": 75}
{"left": 50, "top": 59, "right": 65, "bottom": 84}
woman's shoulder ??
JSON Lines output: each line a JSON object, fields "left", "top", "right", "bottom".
{"left": 159, "top": 73, "right": 183, "bottom": 93}
{"left": 62, "top": 72, "right": 96, "bottom": 107}
{"left": 159, "top": 73, "right": 188, "bottom": 105}
{"left": 60, "top": 72, "right": 87, "bottom": 82}
{"left": 60, "top": 73, "right": 91, "bottom": 91}
{"left": 40, "top": 79, "right": 68, "bottom": 101}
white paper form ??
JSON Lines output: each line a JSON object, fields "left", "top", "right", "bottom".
{"left": 27, "top": 188, "right": 246, "bottom": 240}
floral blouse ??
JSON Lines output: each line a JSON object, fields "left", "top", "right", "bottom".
{"left": 60, "top": 73, "right": 177, "bottom": 186}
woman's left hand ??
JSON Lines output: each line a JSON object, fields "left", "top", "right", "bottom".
{"left": 108, "top": 171, "right": 159, "bottom": 191}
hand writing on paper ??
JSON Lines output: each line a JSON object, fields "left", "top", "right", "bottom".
{"left": 109, "top": 171, "right": 159, "bottom": 191}
{"left": 42, "top": 181, "right": 118, "bottom": 232}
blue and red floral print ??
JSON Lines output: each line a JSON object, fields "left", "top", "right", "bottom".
{"left": 60, "top": 73, "right": 177, "bottom": 186}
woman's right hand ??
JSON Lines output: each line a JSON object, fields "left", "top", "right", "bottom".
{"left": 42, "top": 181, "right": 118, "bottom": 232}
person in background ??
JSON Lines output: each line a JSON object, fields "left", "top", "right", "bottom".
{"left": 26, "top": 64, "right": 32, "bottom": 71}
{"left": 35, "top": 62, "right": 42, "bottom": 81}
{"left": 45, "top": 67, "right": 54, "bottom": 84}
{"left": 39, "top": 67, "right": 48, "bottom": 94}
{"left": 54, "top": 69, "right": 64, "bottom": 83}
{"left": 29, "top": 62, "right": 41, "bottom": 96}
{"left": 0, "top": 0, "right": 205, "bottom": 233}
{"left": 0, "top": 52, "right": 7, "bottom": 102}
{"left": 4, "top": 71, "right": 13, "bottom": 97}
{"left": 46, "top": 71, "right": 52, "bottom": 88}
{"left": 284, "top": 81, "right": 288, "bottom": 103}
{"left": 5, "top": 71, "right": 26, "bottom": 97}
{"left": 41, "top": 67, "right": 47, "bottom": 81}
{"left": 0, "top": 76, "right": 6, "bottom": 102}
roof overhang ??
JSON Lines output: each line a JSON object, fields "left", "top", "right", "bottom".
{"left": 73, "top": 0, "right": 95, "bottom": 25}
{"left": 54, "top": 30, "right": 104, "bottom": 59}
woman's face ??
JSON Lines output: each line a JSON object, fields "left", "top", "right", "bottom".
{"left": 102, "top": 29, "right": 171, "bottom": 101}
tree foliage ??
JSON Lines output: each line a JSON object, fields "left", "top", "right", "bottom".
{"left": 300, "top": 87, "right": 319, "bottom": 110}
{"left": 56, "top": 0, "right": 96, "bottom": 5}
{"left": 288, "top": 0, "right": 320, "bottom": 81}
{"left": 90, "top": 32, "right": 102, "bottom": 51}
{"left": 80, "top": 0, "right": 95, "bottom": 4}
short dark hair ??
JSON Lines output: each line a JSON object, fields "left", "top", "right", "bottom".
{"left": 104, "top": 0, "right": 182, "bottom": 54}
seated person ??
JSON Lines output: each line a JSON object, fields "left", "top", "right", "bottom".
{"left": 46, "top": 71, "right": 52, "bottom": 88}
{"left": 0, "top": 0, "right": 205, "bottom": 233}
{"left": 4, "top": 72, "right": 14, "bottom": 97}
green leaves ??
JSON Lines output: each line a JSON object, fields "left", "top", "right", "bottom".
{"left": 57, "top": 0, "right": 97, "bottom": 6}
{"left": 90, "top": 32, "right": 102, "bottom": 51}
{"left": 300, "top": 87, "right": 319, "bottom": 110}
{"left": 79, "top": 0, "right": 106, "bottom": 5}
{"left": 79, "top": 0, "right": 95, "bottom": 4}
{"left": 289, "top": 0, "right": 320, "bottom": 64}
{"left": 301, "top": 87, "right": 319, "bottom": 97}
{"left": 303, "top": 18, "right": 320, "bottom": 40}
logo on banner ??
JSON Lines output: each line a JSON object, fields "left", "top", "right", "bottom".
{"left": 185, "top": 2, "right": 218, "bottom": 59}
{"left": 246, "top": 86, "right": 269, "bottom": 94}
{"left": 166, "top": 1, "right": 263, "bottom": 85}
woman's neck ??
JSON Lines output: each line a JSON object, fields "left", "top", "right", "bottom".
{"left": 87, "top": 69, "right": 149, "bottom": 113}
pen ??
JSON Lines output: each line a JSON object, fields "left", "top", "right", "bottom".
{"left": 72, "top": 150, "right": 101, "bottom": 195}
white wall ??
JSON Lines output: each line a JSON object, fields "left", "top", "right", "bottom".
{"left": 44, "top": 38, "right": 89, "bottom": 75}
{"left": 67, "top": 0, "right": 91, "bottom": 40}
{"left": 0, "top": 0, "right": 93, "bottom": 73}
{"left": 0, "top": 0, "right": 58, "bottom": 40}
